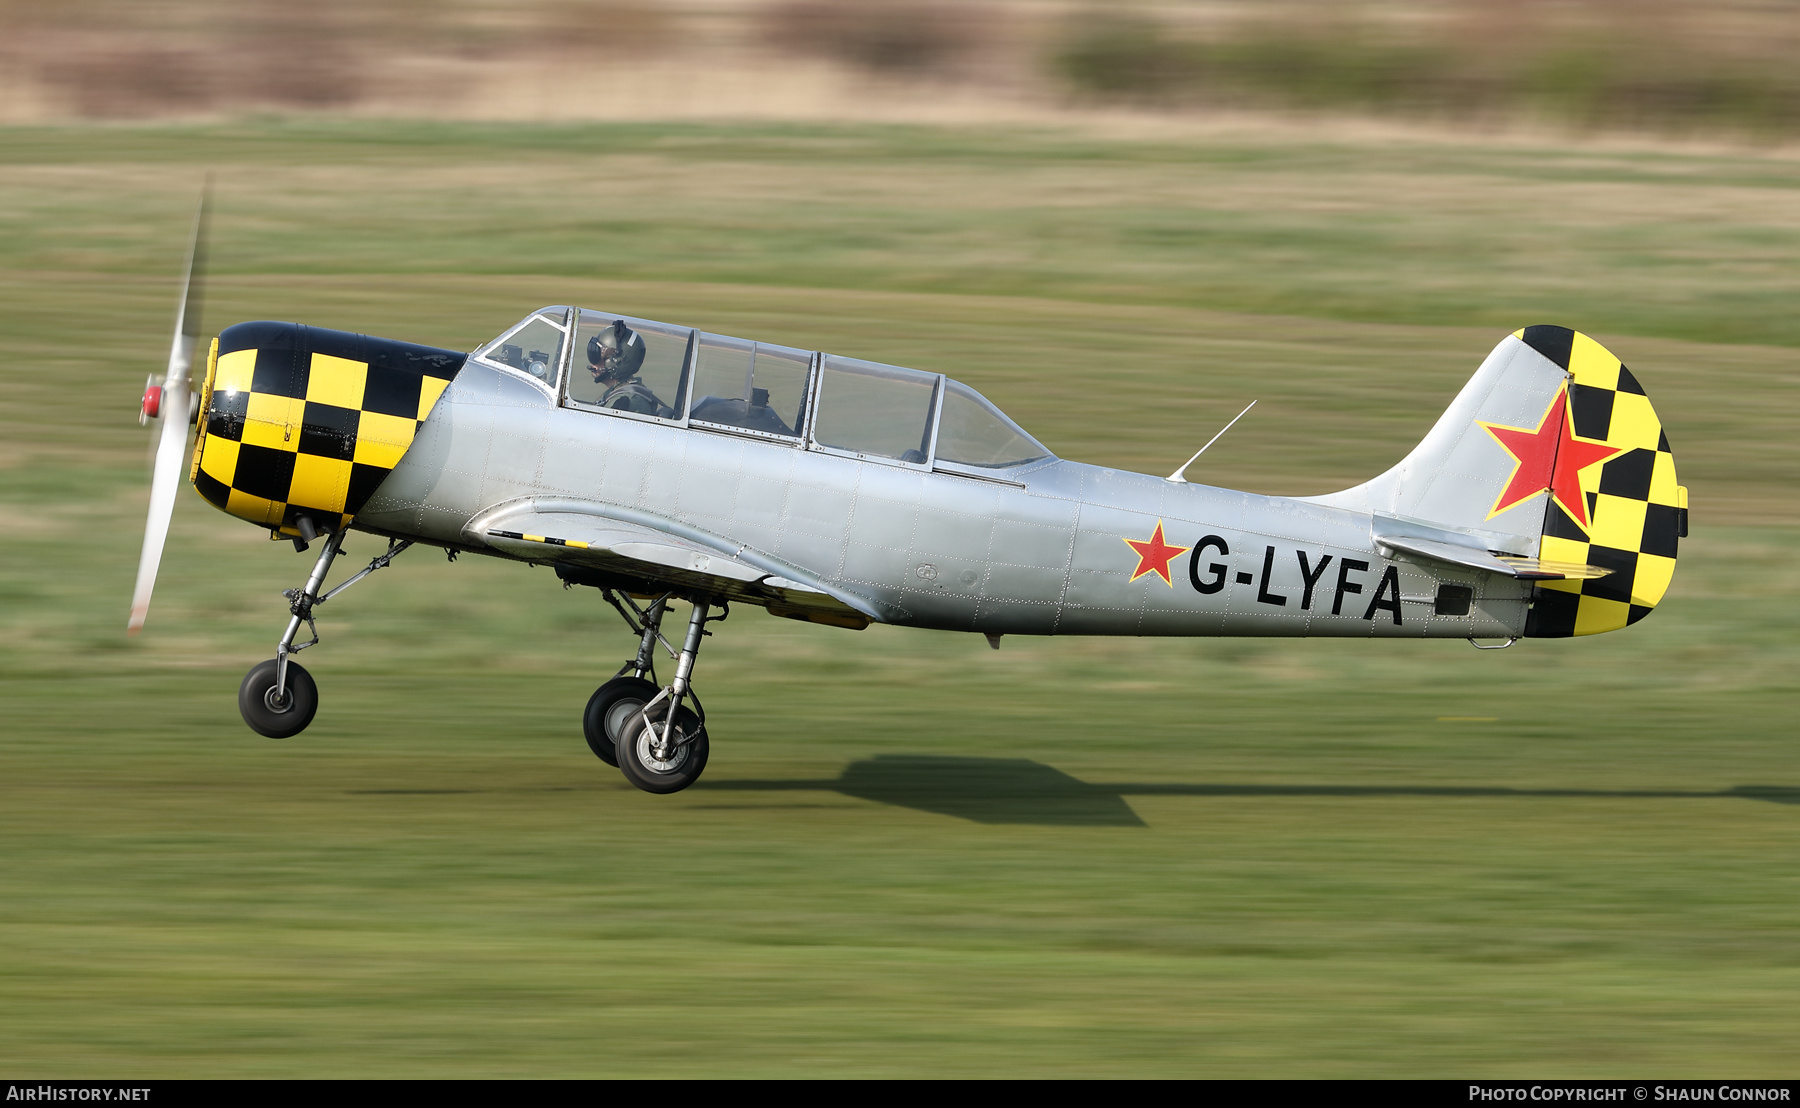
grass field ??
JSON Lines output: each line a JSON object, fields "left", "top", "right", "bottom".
{"left": 1, "top": 120, "right": 1797, "bottom": 1076}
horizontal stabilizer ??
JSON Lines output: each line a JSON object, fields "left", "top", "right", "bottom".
{"left": 1376, "top": 533, "right": 1613, "bottom": 582}
{"left": 1494, "top": 556, "right": 1614, "bottom": 581}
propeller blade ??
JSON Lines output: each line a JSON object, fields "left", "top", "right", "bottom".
{"left": 129, "top": 187, "right": 210, "bottom": 635}
{"left": 129, "top": 376, "right": 192, "bottom": 634}
{"left": 167, "top": 180, "right": 209, "bottom": 392}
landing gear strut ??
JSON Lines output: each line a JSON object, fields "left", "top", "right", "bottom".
{"left": 588, "top": 590, "right": 725, "bottom": 793}
{"left": 582, "top": 593, "right": 670, "bottom": 767}
{"left": 237, "top": 527, "right": 412, "bottom": 738}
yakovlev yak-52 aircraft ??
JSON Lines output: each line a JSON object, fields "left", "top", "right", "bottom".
{"left": 133, "top": 201, "right": 1686, "bottom": 793}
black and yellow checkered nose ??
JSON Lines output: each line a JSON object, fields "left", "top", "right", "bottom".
{"left": 189, "top": 321, "right": 464, "bottom": 537}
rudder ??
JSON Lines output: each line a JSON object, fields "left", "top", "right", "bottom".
{"left": 1515, "top": 326, "right": 1686, "bottom": 637}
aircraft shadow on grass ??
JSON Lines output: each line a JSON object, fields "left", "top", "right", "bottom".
{"left": 702, "top": 755, "right": 1800, "bottom": 827}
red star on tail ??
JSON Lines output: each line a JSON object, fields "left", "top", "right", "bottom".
{"left": 1481, "top": 388, "right": 1620, "bottom": 530}
{"left": 1123, "top": 521, "right": 1189, "bottom": 586}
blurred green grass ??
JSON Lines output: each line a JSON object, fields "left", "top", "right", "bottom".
{"left": 5, "top": 120, "right": 1800, "bottom": 349}
{"left": 2, "top": 121, "right": 1797, "bottom": 1076}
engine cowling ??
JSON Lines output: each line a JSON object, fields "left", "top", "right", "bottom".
{"left": 189, "top": 321, "right": 465, "bottom": 538}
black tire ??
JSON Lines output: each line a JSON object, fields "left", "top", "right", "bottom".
{"left": 582, "top": 676, "right": 660, "bottom": 767}
{"left": 615, "top": 704, "right": 709, "bottom": 794}
{"left": 238, "top": 658, "right": 318, "bottom": 739}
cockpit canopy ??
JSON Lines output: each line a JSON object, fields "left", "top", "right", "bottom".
{"left": 472, "top": 307, "right": 1049, "bottom": 470}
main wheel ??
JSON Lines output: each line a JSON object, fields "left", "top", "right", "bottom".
{"left": 582, "top": 676, "right": 659, "bottom": 767}
{"left": 238, "top": 658, "right": 318, "bottom": 739}
{"left": 615, "top": 704, "right": 709, "bottom": 794}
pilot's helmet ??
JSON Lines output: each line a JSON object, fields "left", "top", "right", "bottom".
{"left": 588, "top": 320, "right": 646, "bottom": 379}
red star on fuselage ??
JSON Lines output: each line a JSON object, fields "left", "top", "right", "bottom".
{"left": 1480, "top": 387, "right": 1619, "bottom": 530}
{"left": 1123, "top": 520, "right": 1189, "bottom": 586}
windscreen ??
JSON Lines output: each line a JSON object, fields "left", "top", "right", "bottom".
{"left": 474, "top": 308, "right": 568, "bottom": 388}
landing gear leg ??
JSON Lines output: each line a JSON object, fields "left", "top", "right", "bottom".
{"left": 238, "top": 529, "right": 413, "bottom": 739}
{"left": 615, "top": 599, "right": 725, "bottom": 794}
{"left": 582, "top": 593, "right": 671, "bottom": 767}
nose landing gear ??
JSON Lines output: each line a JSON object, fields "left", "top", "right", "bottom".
{"left": 236, "top": 526, "right": 412, "bottom": 739}
{"left": 587, "top": 589, "right": 724, "bottom": 793}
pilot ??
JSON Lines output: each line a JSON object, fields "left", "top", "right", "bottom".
{"left": 587, "top": 320, "right": 669, "bottom": 416}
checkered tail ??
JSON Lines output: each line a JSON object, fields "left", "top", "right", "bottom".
{"left": 1516, "top": 326, "right": 1687, "bottom": 637}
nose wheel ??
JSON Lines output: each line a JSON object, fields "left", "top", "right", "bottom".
{"left": 238, "top": 658, "right": 318, "bottom": 738}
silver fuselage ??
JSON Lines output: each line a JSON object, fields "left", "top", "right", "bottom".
{"left": 356, "top": 361, "right": 1527, "bottom": 640}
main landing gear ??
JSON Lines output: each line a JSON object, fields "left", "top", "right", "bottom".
{"left": 237, "top": 524, "right": 412, "bottom": 739}
{"left": 586, "top": 589, "right": 725, "bottom": 794}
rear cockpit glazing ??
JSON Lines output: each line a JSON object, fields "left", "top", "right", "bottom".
{"left": 811, "top": 355, "right": 940, "bottom": 465}
{"left": 689, "top": 335, "right": 812, "bottom": 439}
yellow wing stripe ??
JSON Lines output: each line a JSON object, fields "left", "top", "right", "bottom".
{"left": 490, "top": 531, "right": 591, "bottom": 550}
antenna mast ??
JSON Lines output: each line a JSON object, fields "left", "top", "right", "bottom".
{"left": 1166, "top": 400, "right": 1257, "bottom": 484}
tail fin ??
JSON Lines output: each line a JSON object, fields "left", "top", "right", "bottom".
{"left": 1303, "top": 326, "right": 1686, "bottom": 637}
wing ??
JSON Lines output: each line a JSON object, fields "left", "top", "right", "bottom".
{"left": 468, "top": 498, "right": 876, "bottom": 629}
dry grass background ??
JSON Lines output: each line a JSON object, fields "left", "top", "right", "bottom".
{"left": 4, "top": 0, "right": 1800, "bottom": 142}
